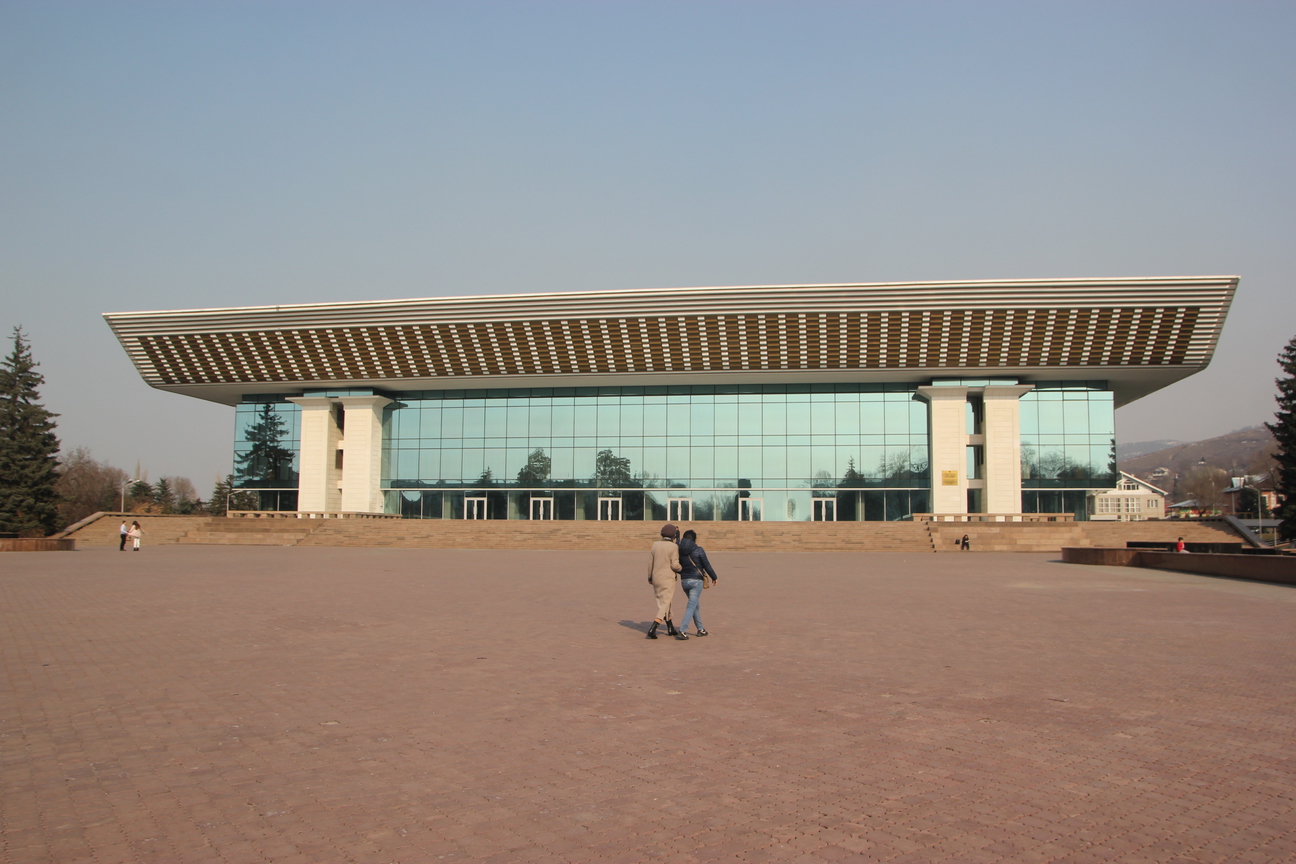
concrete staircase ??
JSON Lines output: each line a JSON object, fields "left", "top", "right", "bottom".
{"left": 56, "top": 513, "right": 214, "bottom": 548}
{"left": 297, "top": 518, "right": 936, "bottom": 552}
{"left": 176, "top": 520, "right": 319, "bottom": 546}
{"left": 61, "top": 511, "right": 1244, "bottom": 554}
{"left": 928, "top": 521, "right": 1085, "bottom": 553}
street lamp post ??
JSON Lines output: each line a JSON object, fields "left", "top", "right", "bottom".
{"left": 1247, "top": 481, "right": 1270, "bottom": 545}
{"left": 120, "top": 478, "right": 138, "bottom": 512}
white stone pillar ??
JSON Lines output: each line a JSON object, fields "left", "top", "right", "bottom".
{"left": 983, "top": 385, "right": 1034, "bottom": 515}
{"left": 337, "top": 396, "right": 392, "bottom": 513}
{"left": 287, "top": 397, "right": 342, "bottom": 512}
{"left": 917, "top": 386, "right": 968, "bottom": 514}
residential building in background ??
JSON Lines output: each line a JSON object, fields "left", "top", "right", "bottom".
{"left": 1088, "top": 471, "right": 1167, "bottom": 521}
{"left": 1222, "top": 474, "right": 1277, "bottom": 517}
{"left": 105, "top": 277, "right": 1236, "bottom": 521}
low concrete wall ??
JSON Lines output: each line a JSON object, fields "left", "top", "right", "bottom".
{"left": 0, "top": 538, "right": 76, "bottom": 552}
{"left": 1063, "top": 547, "right": 1296, "bottom": 586}
{"left": 1138, "top": 552, "right": 1296, "bottom": 585}
{"left": 1061, "top": 547, "right": 1141, "bottom": 566}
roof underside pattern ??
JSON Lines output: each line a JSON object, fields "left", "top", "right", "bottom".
{"left": 132, "top": 306, "right": 1207, "bottom": 385}
{"left": 104, "top": 277, "right": 1237, "bottom": 406}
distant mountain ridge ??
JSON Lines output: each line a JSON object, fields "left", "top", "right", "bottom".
{"left": 1118, "top": 427, "right": 1276, "bottom": 487}
{"left": 1116, "top": 439, "right": 1183, "bottom": 461}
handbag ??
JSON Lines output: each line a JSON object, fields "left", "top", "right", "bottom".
{"left": 687, "top": 553, "right": 713, "bottom": 589}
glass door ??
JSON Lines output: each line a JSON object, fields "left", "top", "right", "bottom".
{"left": 668, "top": 498, "right": 693, "bottom": 521}
{"left": 739, "top": 498, "right": 764, "bottom": 521}
{"left": 598, "top": 497, "right": 622, "bottom": 520}
{"left": 813, "top": 498, "right": 836, "bottom": 521}
{"left": 464, "top": 496, "right": 487, "bottom": 519}
{"left": 530, "top": 497, "right": 554, "bottom": 520}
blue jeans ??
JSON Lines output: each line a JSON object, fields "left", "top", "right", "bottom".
{"left": 679, "top": 578, "right": 705, "bottom": 633}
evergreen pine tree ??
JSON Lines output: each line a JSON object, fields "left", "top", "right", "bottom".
{"left": 1264, "top": 334, "right": 1296, "bottom": 541}
{"left": 153, "top": 477, "right": 176, "bottom": 514}
{"left": 128, "top": 480, "right": 153, "bottom": 510}
{"left": 235, "top": 404, "right": 294, "bottom": 485}
{"left": 0, "top": 328, "right": 62, "bottom": 536}
{"left": 839, "top": 457, "right": 865, "bottom": 487}
{"left": 210, "top": 476, "right": 233, "bottom": 516}
{"left": 211, "top": 473, "right": 259, "bottom": 514}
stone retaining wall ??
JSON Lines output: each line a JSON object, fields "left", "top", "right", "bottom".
{"left": 1063, "top": 547, "right": 1296, "bottom": 585}
{"left": 0, "top": 538, "right": 76, "bottom": 552}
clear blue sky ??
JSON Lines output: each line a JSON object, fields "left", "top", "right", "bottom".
{"left": 3, "top": 1, "right": 1294, "bottom": 490}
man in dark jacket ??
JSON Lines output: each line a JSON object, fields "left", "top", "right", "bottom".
{"left": 676, "top": 530, "right": 718, "bottom": 636}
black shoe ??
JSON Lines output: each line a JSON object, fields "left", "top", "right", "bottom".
{"left": 695, "top": 629, "right": 708, "bottom": 637}
{"left": 665, "top": 619, "right": 679, "bottom": 636}
{"left": 674, "top": 632, "right": 689, "bottom": 640}
{"left": 646, "top": 621, "right": 659, "bottom": 640}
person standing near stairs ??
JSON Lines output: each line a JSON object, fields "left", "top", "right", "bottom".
{"left": 647, "top": 524, "right": 684, "bottom": 640}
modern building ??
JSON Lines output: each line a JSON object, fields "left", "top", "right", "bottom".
{"left": 105, "top": 277, "right": 1236, "bottom": 521}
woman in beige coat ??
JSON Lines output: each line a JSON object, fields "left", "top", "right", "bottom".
{"left": 647, "top": 524, "right": 685, "bottom": 640}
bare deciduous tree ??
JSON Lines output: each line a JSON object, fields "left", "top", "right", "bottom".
{"left": 1177, "top": 465, "right": 1229, "bottom": 517}
{"left": 164, "top": 476, "right": 198, "bottom": 509}
{"left": 55, "top": 447, "right": 129, "bottom": 528}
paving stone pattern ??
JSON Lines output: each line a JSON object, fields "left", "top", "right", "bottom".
{"left": 2, "top": 546, "right": 1295, "bottom": 863}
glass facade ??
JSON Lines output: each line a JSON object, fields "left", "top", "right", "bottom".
{"left": 230, "top": 380, "right": 1118, "bottom": 520}
{"left": 380, "top": 384, "right": 931, "bottom": 521}
{"left": 231, "top": 397, "right": 300, "bottom": 511}
{"left": 1019, "top": 381, "right": 1116, "bottom": 518}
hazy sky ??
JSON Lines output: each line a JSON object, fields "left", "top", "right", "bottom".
{"left": 3, "top": 1, "right": 1294, "bottom": 491}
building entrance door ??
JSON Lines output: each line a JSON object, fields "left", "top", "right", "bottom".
{"left": 464, "top": 496, "right": 487, "bottom": 519}
{"left": 530, "top": 497, "right": 554, "bottom": 520}
{"left": 813, "top": 498, "right": 836, "bottom": 521}
{"left": 668, "top": 498, "right": 692, "bottom": 521}
{"left": 598, "top": 497, "right": 622, "bottom": 520}
{"left": 739, "top": 498, "right": 764, "bottom": 521}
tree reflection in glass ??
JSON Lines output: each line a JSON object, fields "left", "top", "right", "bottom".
{"left": 235, "top": 404, "right": 294, "bottom": 487}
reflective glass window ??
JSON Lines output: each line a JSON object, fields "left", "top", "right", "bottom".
{"left": 714, "top": 403, "right": 738, "bottom": 435}
{"left": 463, "top": 406, "right": 485, "bottom": 438}
{"left": 375, "top": 384, "right": 934, "bottom": 519}
{"left": 810, "top": 402, "right": 835, "bottom": 434}
{"left": 1018, "top": 384, "right": 1115, "bottom": 489}
{"left": 763, "top": 402, "right": 787, "bottom": 435}
{"left": 551, "top": 404, "right": 574, "bottom": 437}
{"left": 643, "top": 403, "right": 668, "bottom": 436}
{"left": 884, "top": 401, "right": 911, "bottom": 435}
{"left": 232, "top": 400, "right": 301, "bottom": 490}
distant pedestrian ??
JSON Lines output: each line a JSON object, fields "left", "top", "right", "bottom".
{"left": 960, "top": 533, "right": 971, "bottom": 551}
{"left": 128, "top": 521, "right": 142, "bottom": 551}
{"left": 119, "top": 520, "right": 129, "bottom": 551}
{"left": 1175, "top": 536, "right": 1186, "bottom": 553}
{"left": 677, "top": 529, "right": 718, "bottom": 637}
{"left": 647, "top": 524, "right": 683, "bottom": 640}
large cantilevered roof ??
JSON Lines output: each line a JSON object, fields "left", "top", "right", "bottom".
{"left": 105, "top": 276, "right": 1237, "bottom": 407}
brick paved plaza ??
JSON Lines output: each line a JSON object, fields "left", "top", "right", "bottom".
{"left": 3, "top": 546, "right": 1295, "bottom": 864}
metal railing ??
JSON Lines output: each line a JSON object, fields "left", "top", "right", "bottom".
{"left": 914, "top": 513, "right": 1076, "bottom": 523}
{"left": 226, "top": 510, "right": 401, "bottom": 520}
